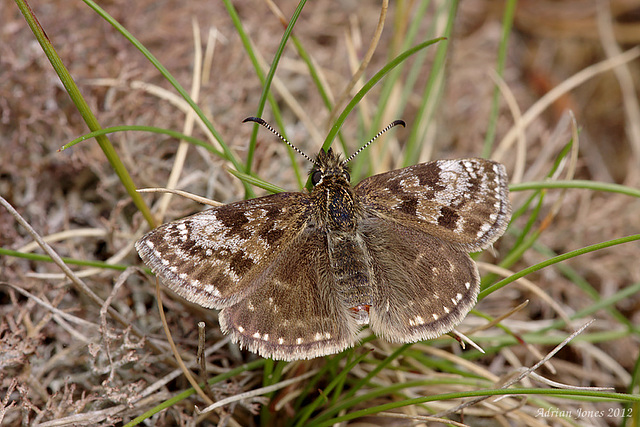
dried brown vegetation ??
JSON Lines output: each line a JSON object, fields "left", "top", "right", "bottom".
{"left": 1, "top": 0, "right": 639, "bottom": 426}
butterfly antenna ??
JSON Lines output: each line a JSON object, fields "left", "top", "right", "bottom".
{"left": 343, "top": 119, "right": 406, "bottom": 165}
{"left": 243, "top": 117, "right": 318, "bottom": 166}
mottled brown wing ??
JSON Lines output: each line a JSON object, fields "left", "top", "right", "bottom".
{"left": 361, "top": 217, "right": 480, "bottom": 342}
{"left": 135, "top": 192, "right": 313, "bottom": 309}
{"left": 219, "top": 228, "right": 360, "bottom": 361}
{"left": 355, "top": 158, "right": 511, "bottom": 252}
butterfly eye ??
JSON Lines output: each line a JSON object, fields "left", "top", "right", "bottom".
{"left": 311, "top": 170, "right": 323, "bottom": 185}
{"left": 343, "top": 170, "right": 351, "bottom": 182}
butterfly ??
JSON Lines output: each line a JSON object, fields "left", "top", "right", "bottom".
{"left": 135, "top": 118, "right": 511, "bottom": 361}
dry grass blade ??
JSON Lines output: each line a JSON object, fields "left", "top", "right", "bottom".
{"left": 3, "top": 283, "right": 98, "bottom": 331}
{"left": 378, "top": 411, "right": 471, "bottom": 426}
{"left": 435, "top": 320, "right": 601, "bottom": 418}
{"left": 137, "top": 188, "right": 223, "bottom": 207}
{"left": 155, "top": 19, "right": 206, "bottom": 224}
{"left": 489, "top": 69, "right": 526, "bottom": 184}
{"left": 498, "top": 46, "right": 640, "bottom": 152}
{"left": 0, "top": 196, "right": 148, "bottom": 343}
{"left": 197, "top": 369, "right": 318, "bottom": 415}
{"left": 4, "top": 2, "right": 638, "bottom": 424}
{"left": 16, "top": 229, "right": 109, "bottom": 253}
{"left": 35, "top": 405, "right": 129, "bottom": 427}
{"left": 327, "top": 0, "right": 388, "bottom": 127}
{"left": 596, "top": 1, "right": 640, "bottom": 164}
{"left": 477, "top": 262, "right": 573, "bottom": 326}
{"left": 154, "top": 277, "right": 214, "bottom": 407}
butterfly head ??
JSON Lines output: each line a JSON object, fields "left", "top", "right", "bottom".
{"left": 310, "top": 148, "right": 351, "bottom": 188}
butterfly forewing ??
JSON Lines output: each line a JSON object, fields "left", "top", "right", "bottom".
{"left": 135, "top": 192, "right": 313, "bottom": 309}
{"left": 219, "top": 228, "right": 360, "bottom": 361}
{"left": 356, "top": 158, "right": 511, "bottom": 252}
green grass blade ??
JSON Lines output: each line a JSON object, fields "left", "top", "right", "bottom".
{"left": 62, "top": 126, "right": 223, "bottom": 158}
{"left": 80, "top": 0, "right": 239, "bottom": 168}
{"left": 479, "top": 233, "right": 640, "bottom": 300}
{"left": 323, "top": 38, "right": 446, "bottom": 152}
{"left": 482, "top": 0, "right": 517, "bottom": 157}
{"left": 123, "top": 359, "right": 266, "bottom": 426}
{"left": 311, "top": 389, "right": 639, "bottom": 427}
{"left": 226, "top": 168, "right": 286, "bottom": 194}
{"left": 0, "top": 248, "right": 129, "bottom": 272}
{"left": 402, "top": 1, "right": 457, "bottom": 167}
{"left": 294, "top": 351, "right": 370, "bottom": 427}
{"left": 510, "top": 180, "right": 640, "bottom": 198}
{"left": 223, "top": 0, "right": 306, "bottom": 190}
{"left": 15, "top": 0, "right": 156, "bottom": 228}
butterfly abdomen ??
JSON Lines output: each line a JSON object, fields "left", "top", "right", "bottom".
{"left": 326, "top": 232, "right": 373, "bottom": 322}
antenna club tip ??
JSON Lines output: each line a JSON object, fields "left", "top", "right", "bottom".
{"left": 393, "top": 119, "right": 406, "bottom": 128}
{"left": 243, "top": 117, "right": 265, "bottom": 125}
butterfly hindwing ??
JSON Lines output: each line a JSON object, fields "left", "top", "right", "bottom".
{"left": 361, "top": 217, "right": 479, "bottom": 341}
{"left": 219, "top": 228, "right": 360, "bottom": 361}
{"left": 135, "top": 192, "right": 313, "bottom": 309}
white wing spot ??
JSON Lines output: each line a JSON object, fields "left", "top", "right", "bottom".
{"left": 399, "top": 175, "right": 420, "bottom": 187}
{"left": 443, "top": 306, "right": 450, "bottom": 314}
{"left": 325, "top": 332, "right": 332, "bottom": 339}
{"left": 414, "top": 315, "right": 425, "bottom": 325}
{"left": 296, "top": 337, "right": 303, "bottom": 345}
{"left": 247, "top": 302, "right": 255, "bottom": 311}
{"left": 205, "top": 249, "right": 213, "bottom": 256}
{"left": 253, "top": 332, "right": 261, "bottom": 339}
{"left": 263, "top": 334, "right": 269, "bottom": 341}
{"left": 169, "top": 266, "right": 178, "bottom": 273}
{"left": 432, "top": 313, "right": 439, "bottom": 320}
{"left": 476, "top": 222, "right": 492, "bottom": 237}
{"left": 161, "top": 259, "right": 169, "bottom": 266}
{"left": 238, "top": 326, "right": 245, "bottom": 333}
{"left": 314, "top": 332, "right": 323, "bottom": 341}
{"left": 204, "top": 284, "right": 220, "bottom": 297}
{"left": 455, "top": 217, "right": 467, "bottom": 234}
{"left": 451, "top": 297, "right": 458, "bottom": 306}
{"left": 179, "top": 273, "right": 187, "bottom": 280}
{"left": 278, "top": 337, "right": 284, "bottom": 344}
{"left": 465, "top": 282, "right": 471, "bottom": 289}
{"left": 456, "top": 293, "right": 463, "bottom": 301}
{"left": 145, "top": 240, "right": 154, "bottom": 249}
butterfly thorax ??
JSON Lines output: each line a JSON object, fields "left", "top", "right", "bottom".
{"left": 310, "top": 149, "right": 360, "bottom": 231}
{"left": 310, "top": 149, "right": 372, "bottom": 320}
